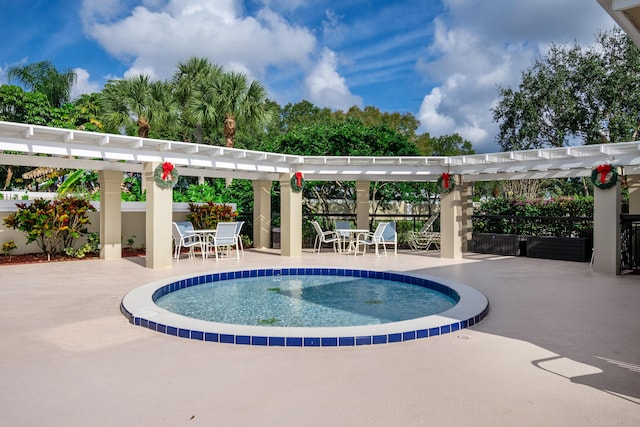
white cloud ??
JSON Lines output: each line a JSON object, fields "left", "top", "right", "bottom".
{"left": 415, "top": 1, "right": 616, "bottom": 153}
{"left": 304, "top": 48, "right": 362, "bottom": 111}
{"left": 83, "top": 0, "right": 316, "bottom": 82}
{"left": 418, "top": 87, "right": 455, "bottom": 135}
{"left": 71, "top": 68, "right": 101, "bottom": 98}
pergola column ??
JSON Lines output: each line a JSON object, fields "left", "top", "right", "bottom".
{"left": 253, "top": 180, "right": 271, "bottom": 249}
{"left": 592, "top": 180, "right": 621, "bottom": 274}
{"left": 143, "top": 162, "right": 173, "bottom": 269}
{"left": 99, "top": 170, "right": 123, "bottom": 260}
{"left": 355, "top": 181, "right": 370, "bottom": 230}
{"left": 440, "top": 176, "right": 463, "bottom": 259}
{"left": 279, "top": 173, "right": 302, "bottom": 256}
{"left": 460, "top": 181, "right": 473, "bottom": 252}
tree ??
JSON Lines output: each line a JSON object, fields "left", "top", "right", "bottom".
{"left": 7, "top": 61, "right": 76, "bottom": 107}
{"left": 429, "top": 133, "right": 475, "bottom": 156}
{"left": 270, "top": 119, "right": 420, "bottom": 157}
{"left": 99, "top": 75, "right": 177, "bottom": 138}
{"left": 172, "top": 57, "right": 223, "bottom": 144}
{"left": 345, "top": 106, "right": 420, "bottom": 140}
{"left": 0, "top": 85, "right": 52, "bottom": 125}
{"left": 266, "top": 119, "right": 422, "bottom": 219}
{"left": 212, "top": 72, "right": 275, "bottom": 149}
{"left": 492, "top": 28, "right": 640, "bottom": 151}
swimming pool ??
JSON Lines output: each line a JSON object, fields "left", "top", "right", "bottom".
{"left": 121, "top": 267, "right": 489, "bottom": 347}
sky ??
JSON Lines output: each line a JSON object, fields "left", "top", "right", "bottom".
{"left": 0, "top": 0, "right": 617, "bottom": 153}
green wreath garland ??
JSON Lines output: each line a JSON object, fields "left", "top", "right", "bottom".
{"left": 437, "top": 172, "right": 455, "bottom": 193}
{"left": 291, "top": 171, "right": 304, "bottom": 193}
{"left": 591, "top": 164, "right": 618, "bottom": 190}
{"left": 154, "top": 162, "right": 179, "bottom": 189}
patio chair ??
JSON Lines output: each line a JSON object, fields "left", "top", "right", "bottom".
{"left": 207, "top": 221, "right": 240, "bottom": 261}
{"left": 354, "top": 222, "right": 390, "bottom": 256}
{"left": 234, "top": 221, "right": 245, "bottom": 256}
{"left": 311, "top": 220, "right": 339, "bottom": 254}
{"left": 407, "top": 214, "right": 440, "bottom": 250}
{"left": 172, "top": 221, "right": 205, "bottom": 260}
{"left": 380, "top": 221, "right": 398, "bottom": 255}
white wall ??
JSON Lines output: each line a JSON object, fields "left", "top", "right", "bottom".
{"left": 0, "top": 201, "right": 193, "bottom": 255}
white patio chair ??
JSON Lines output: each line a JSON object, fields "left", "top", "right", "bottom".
{"left": 172, "top": 221, "right": 205, "bottom": 260}
{"left": 311, "top": 220, "right": 339, "bottom": 254}
{"left": 380, "top": 221, "right": 398, "bottom": 255}
{"left": 354, "top": 222, "right": 390, "bottom": 256}
{"left": 207, "top": 221, "right": 240, "bottom": 261}
{"left": 407, "top": 214, "right": 440, "bottom": 250}
{"left": 234, "top": 221, "right": 245, "bottom": 256}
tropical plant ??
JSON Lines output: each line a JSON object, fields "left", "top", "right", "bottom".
{"left": 99, "top": 75, "right": 178, "bottom": 138}
{"left": 172, "top": 56, "right": 223, "bottom": 144}
{"left": 208, "top": 71, "right": 275, "bottom": 148}
{"left": 186, "top": 202, "right": 238, "bottom": 230}
{"left": 2, "top": 240, "right": 17, "bottom": 259}
{"left": 3, "top": 197, "right": 96, "bottom": 258}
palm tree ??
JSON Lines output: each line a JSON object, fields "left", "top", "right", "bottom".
{"left": 99, "top": 75, "right": 177, "bottom": 138}
{"left": 211, "top": 71, "right": 275, "bottom": 149}
{"left": 7, "top": 61, "right": 76, "bottom": 107}
{"left": 172, "top": 57, "right": 223, "bottom": 144}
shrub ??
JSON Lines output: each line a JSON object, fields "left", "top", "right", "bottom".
{"left": 2, "top": 240, "right": 17, "bottom": 259}
{"left": 473, "top": 196, "right": 593, "bottom": 238}
{"left": 3, "top": 196, "right": 96, "bottom": 257}
{"left": 186, "top": 202, "right": 238, "bottom": 230}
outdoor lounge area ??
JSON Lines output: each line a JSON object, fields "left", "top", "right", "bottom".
{"left": 1, "top": 248, "right": 639, "bottom": 426}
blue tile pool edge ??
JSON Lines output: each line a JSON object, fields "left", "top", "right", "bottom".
{"left": 121, "top": 268, "right": 490, "bottom": 348}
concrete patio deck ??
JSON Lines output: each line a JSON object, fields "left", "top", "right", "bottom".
{"left": 1, "top": 249, "right": 639, "bottom": 426}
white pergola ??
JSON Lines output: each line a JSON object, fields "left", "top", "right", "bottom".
{"left": 0, "top": 120, "right": 634, "bottom": 275}
{"left": 1, "top": 121, "right": 640, "bottom": 182}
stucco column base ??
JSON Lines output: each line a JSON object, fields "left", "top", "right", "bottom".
{"left": 144, "top": 162, "right": 173, "bottom": 269}
{"left": 99, "top": 170, "right": 123, "bottom": 260}
{"left": 460, "top": 182, "right": 473, "bottom": 252}
{"left": 593, "top": 180, "right": 621, "bottom": 275}
{"left": 440, "top": 177, "right": 463, "bottom": 259}
{"left": 280, "top": 173, "right": 302, "bottom": 257}
{"left": 253, "top": 180, "right": 271, "bottom": 249}
{"left": 356, "top": 181, "right": 370, "bottom": 230}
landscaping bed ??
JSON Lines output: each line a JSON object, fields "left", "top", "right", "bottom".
{"left": 0, "top": 248, "right": 145, "bottom": 266}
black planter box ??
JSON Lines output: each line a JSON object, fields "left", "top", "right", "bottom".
{"left": 471, "top": 233, "right": 521, "bottom": 256}
{"left": 527, "top": 237, "right": 592, "bottom": 262}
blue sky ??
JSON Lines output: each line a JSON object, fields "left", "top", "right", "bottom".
{"left": 0, "top": 0, "right": 616, "bottom": 153}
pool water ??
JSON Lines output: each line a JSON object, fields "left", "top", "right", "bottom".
{"left": 155, "top": 275, "right": 457, "bottom": 327}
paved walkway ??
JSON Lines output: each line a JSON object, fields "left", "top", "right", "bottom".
{"left": 1, "top": 249, "right": 639, "bottom": 426}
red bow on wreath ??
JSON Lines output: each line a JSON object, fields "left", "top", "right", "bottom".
{"left": 162, "top": 162, "right": 174, "bottom": 181}
{"left": 596, "top": 164, "right": 611, "bottom": 184}
{"left": 441, "top": 172, "right": 451, "bottom": 189}
{"left": 294, "top": 171, "right": 303, "bottom": 187}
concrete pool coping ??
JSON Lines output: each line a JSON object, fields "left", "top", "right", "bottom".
{"left": 121, "top": 267, "right": 489, "bottom": 345}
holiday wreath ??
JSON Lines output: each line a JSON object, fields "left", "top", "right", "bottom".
{"left": 291, "top": 171, "right": 304, "bottom": 193}
{"left": 590, "top": 164, "right": 617, "bottom": 190}
{"left": 154, "top": 162, "right": 179, "bottom": 189}
{"left": 437, "top": 172, "right": 455, "bottom": 193}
